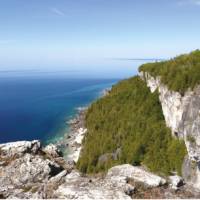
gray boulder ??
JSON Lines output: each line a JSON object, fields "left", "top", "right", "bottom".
{"left": 43, "top": 144, "right": 62, "bottom": 158}
{"left": 169, "top": 175, "right": 184, "bottom": 190}
{"left": 53, "top": 170, "right": 132, "bottom": 199}
{"left": 106, "top": 164, "right": 166, "bottom": 188}
{"left": 0, "top": 140, "right": 41, "bottom": 158}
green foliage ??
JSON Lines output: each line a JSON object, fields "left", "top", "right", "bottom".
{"left": 187, "top": 135, "right": 196, "bottom": 144}
{"left": 139, "top": 50, "right": 200, "bottom": 94}
{"left": 77, "top": 76, "right": 186, "bottom": 175}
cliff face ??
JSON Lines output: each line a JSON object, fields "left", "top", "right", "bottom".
{"left": 140, "top": 71, "right": 200, "bottom": 188}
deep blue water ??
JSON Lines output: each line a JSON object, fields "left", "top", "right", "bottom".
{"left": 0, "top": 73, "right": 118, "bottom": 143}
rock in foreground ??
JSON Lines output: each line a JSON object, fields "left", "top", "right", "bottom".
{"left": 0, "top": 141, "right": 67, "bottom": 198}
{"left": 0, "top": 140, "right": 199, "bottom": 199}
{"left": 54, "top": 170, "right": 132, "bottom": 199}
{"left": 54, "top": 164, "right": 167, "bottom": 199}
{"left": 106, "top": 164, "right": 166, "bottom": 188}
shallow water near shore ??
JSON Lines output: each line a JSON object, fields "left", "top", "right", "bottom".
{"left": 0, "top": 72, "right": 118, "bottom": 143}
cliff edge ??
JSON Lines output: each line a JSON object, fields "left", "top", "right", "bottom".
{"left": 139, "top": 50, "right": 200, "bottom": 189}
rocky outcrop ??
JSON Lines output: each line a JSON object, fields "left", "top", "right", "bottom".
{"left": 53, "top": 164, "right": 197, "bottom": 199}
{"left": 0, "top": 140, "right": 41, "bottom": 158}
{"left": 54, "top": 170, "right": 132, "bottom": 199}
{"left": 43, "top": 143, "right": 62, "bottom": 158}
{"left": 106, "top": 164, "right": 166, "bottom": 188}
{"left": 0, "top": 141, "right": 69, "bottom": 198}
{"left": 1, "top": 140, "right": 199, "bottom": 199}
{"left": 54, "top": 164, "right": 167, "bottom": 199}
{"left": 182, "top": 156, "right": 200, "bottom": 189}
{"left": 139, "top": 71, "right": 200, "bottom": 189}
{"left": 1, "top": 141, "right": 174, "bottom": 199}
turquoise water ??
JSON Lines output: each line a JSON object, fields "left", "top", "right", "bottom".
{"left": 0, "top": 72, "right": 118, "bottom": 143}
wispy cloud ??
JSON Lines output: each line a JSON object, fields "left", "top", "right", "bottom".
{"left": 50, "top": 7, "right": 65, "bottom": 17}
{"left": 178, "top": 0, "right": 200, "bottom": 6}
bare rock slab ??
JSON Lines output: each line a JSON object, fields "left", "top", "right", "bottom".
{"left": 106, "top": 164, "right": 166, "bottom": 188}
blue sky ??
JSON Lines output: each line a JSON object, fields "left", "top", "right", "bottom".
{"left": 0, "top": 0, "right": 200, "bottom": 75}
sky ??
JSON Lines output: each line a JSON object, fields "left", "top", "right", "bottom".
{"left": 0, "top": 0, "right": 200, "bottom": 76}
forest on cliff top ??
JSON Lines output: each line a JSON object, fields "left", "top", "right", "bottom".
{"left": 139, "top": 50, "right": 200, "bottom": 94}
{"left": 77, "top": 76, "right": 186, "bottom": 176}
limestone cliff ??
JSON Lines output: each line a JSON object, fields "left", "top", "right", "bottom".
{"left": 139, "top": 71, "right": 200, "bottom": 188}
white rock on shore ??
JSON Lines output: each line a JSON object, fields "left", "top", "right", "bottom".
{"left": 66, "top": 128, "right": 87, "bottom": 163}
{"left": 43, "top": 143, "right": 62, "bottom": 158}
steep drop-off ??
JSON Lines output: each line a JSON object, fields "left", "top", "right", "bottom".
{"left": 139, "top": 50, "right": 200, "bottom": 188}
{"left": 78, "top": 50, "right": 200, "bottom": 189}
{"left": 77, "top": 76, "right": 186, "bottom": 175}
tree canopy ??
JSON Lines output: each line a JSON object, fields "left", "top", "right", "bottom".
{"left": 139, "top": 50, "right": 200, "bottom": 94}
{"left": 77, "top": 76, "right": 186, "bottom": 176}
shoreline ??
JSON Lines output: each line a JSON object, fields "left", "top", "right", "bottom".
{"left": 64, "top": 107, "right": 87, "bottom": 163}
{"left": 55, "top": 88, "right": 111, "bottom": 164}
{"left": 55, "top": 107, "right": 87, "bottom": 163}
